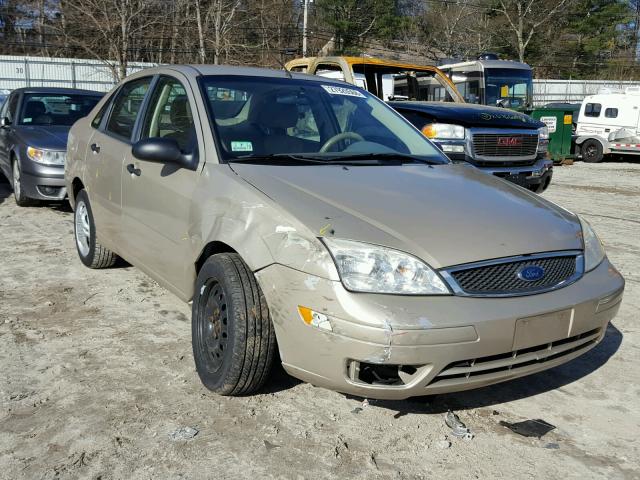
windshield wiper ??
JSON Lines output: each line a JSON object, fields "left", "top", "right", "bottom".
{"left": 324, "top": 153, "right": 444, "bottom": 165}
{"left": 228, "top": 154, "right": 330, "bottom": 165}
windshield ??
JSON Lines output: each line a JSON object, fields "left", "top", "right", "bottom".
{"left": 19, "top": 93, "right": 102, "bottom": 126}
{"left": 484, "top": 68, "right": 533, "bottom": 109}
{"left": 200, "top": 76, "right": 449, "bottom": 164}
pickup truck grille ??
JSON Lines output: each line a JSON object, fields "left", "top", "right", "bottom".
{"left": 472, "top": 133, "right": 538, "bottom": 159}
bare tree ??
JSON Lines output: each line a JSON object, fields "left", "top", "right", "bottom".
{"left": 495, "top": 0, "right": 574, "bottom": 62}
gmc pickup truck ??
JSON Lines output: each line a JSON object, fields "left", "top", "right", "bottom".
{"left": 286, "top": 56, "right": 552, "bottom": 192}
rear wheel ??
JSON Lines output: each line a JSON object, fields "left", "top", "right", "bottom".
{"left": 192, "top": 253, "right": 276, "bottom": 395}
{"left": 581, "top": 139, "right": 604, "bottom": 163}
{"left": 12, "top": 159, "right": 35, "bottom": 207}
{"left": 74, "top": 189, "right": 118, "bottom": 268}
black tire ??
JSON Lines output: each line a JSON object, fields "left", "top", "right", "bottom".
{"left": 12, "top": 159, "right": 36, "bottom": 207}
{"left": 73, "top": 189, "right": 118, "bottom": 268}
{"left": 581, "top": 139, "right": 604, "bottom": 163}
{"left": 192, "top": 253, "right": 276, "bottom": 395}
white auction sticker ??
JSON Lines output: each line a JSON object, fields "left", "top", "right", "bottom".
{"left": 539, "top": 116, "right": 557, "bottom": 134}
{"left": 321, "top": 85, "right": 366, "bottom": 98}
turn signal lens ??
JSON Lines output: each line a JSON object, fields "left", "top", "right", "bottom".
{"left": 298, "top": 306, "right": 333, "bottom": 331}
{"left": 421, "top": 124, "right": 437, "bottom": 138}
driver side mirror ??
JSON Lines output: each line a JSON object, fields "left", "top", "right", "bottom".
{"left": 0, "top": 117, "right": 11, "bottom": 128}
{"left": 131, "top": 137, "right": 197, "bottom": 170}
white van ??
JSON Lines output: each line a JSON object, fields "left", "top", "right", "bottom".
{"left": 575, "top": 87, "right": 640, "bottom": 162}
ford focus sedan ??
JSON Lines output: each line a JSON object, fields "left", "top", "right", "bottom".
{"left": 0, "top": 87, "right": 102, "bottom": 205}
{"left": 65, "top": 66, "right": 624, "bottom": 400}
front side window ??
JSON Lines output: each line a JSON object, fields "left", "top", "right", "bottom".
{"left": 585, "top": 103, "right": 601, "bottom": 117}
{"left": 106, "top": 77, "right": 152, "bottom": 140}
{"left": 140, "top": 76, "right": 195, "bottom": 153}
{"left": 315, "top": 64, "right": 346, "bottom": 82}
{"left": 19, "top": 93, "right": 101, "bottom": 126}
{"left": 201, "top": 76, "right": 448, "bottom": 164}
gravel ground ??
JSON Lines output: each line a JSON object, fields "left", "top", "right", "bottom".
{"left": 0, "top": 162, "right": 638, "bottom": 480}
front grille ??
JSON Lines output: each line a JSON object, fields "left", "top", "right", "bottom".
{"left": 445, "top": 254, "right": 580, "bottom": 296}
{"left": 473, "top": 159, "right": 537, "bottom": 168}
{"left": 472, "top": 133, "right": 538, "bottom": 158}
{"left": 428, "top": 328, "right": 601, "bottom": 387}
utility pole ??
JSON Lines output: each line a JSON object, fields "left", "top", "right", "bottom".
{"left": 302, "top": 0, "right": 309, "bottom": 57}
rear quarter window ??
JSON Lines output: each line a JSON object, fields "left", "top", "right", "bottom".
{"left": 585, "top": 103, "right": 602, "bottom": 117}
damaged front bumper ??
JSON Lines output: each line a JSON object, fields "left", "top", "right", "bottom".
{"left": 256, "top": 259, "right": 624, "bottom": 400}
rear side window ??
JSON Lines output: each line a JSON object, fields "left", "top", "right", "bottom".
{"left": 106, "top": 77, "right": 152, "bottom": 140}
{"left": 585, "top": 103, "right": 601, "bottom": 117}
{"left": 315, "top": 64, "right": 346, "bottom": 82}
{"left": 5, "top": 94, "right": 19, "bottom": 123}
{"left": 605, "top": 108, "right": 618, "bottom": 118}
{"left": 91, "top": 100, "right": 110, "bottom": 129}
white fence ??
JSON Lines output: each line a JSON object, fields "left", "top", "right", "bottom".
{"left": 533, "top": 79, "right": 640, "bottom": 106}
{"left": 0, "top": 55, "right": 157, "bottom": 92}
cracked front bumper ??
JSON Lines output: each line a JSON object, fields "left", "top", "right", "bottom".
{"left": 256, "top": 259, "right": 624, "bottom": 400}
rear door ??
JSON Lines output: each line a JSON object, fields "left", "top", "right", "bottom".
{"left": 0, "top": 93, "right": 20, "bottom": 178}
{"left": 85, "top": 76, "right": 153, "bottom": 252}
{"left": 120, "top": 74, "right": 203, "bottom": 296}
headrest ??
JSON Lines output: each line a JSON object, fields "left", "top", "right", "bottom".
{"left": 170, "top": 96, "right": 192, "bottom": 128}
{"left": 252, "top": 95, "right": 300, "bottom": 130}
{"left": 24, "top": 101, "right": 46, "bottom": 118}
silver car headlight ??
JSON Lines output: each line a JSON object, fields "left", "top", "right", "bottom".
{"left": 422, "top": 123, "right": 466, "bottom": 140}
{"left": 27, "top": 146, "right": 66, "bottom": 166}
{"left": 537, "top": 126, "right": 549, "bottom": 153}
{"left": 580, "top": 217, "right": 605, "bottom": 272}
{"left": 323, "top": 238, "right": 450, "bottom": 295}
{"left": 538, "top": 125, "right": 550, "bottom": 140}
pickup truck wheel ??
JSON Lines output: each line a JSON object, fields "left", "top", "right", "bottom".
{"left": 192, "top": 253, "right": 275, "bottom": 395}
{"left": 74, "top": 190, "right": 118, "bottom": 268}
{"left": 12, "top": 159, "right": 36, "bottom": 207}
{"left": 582, "top": 139, "right": 604, "bottom": 163}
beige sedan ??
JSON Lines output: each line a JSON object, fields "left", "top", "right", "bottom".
{"left": 65, "top": 65, "right": 624, "bottom": 400}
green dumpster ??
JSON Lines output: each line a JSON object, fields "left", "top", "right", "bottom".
{"left": 531, "top": 108, "right": 576, "bottom": 162}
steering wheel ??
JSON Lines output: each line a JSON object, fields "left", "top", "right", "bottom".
{"left": 320, "top": 132, "right": 365, "bottom": 153}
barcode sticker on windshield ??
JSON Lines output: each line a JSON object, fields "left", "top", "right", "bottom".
{"left": 231, "top": 141, "right": 253, "bottom": 152}
{"left": 321, "top": 85, "right": 366, "bottom": 98}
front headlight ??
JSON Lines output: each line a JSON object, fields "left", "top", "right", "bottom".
{"left": 421, "top": 123, "right": 465, "bottom": 140}
{"left": 538, "top": 125, "right": 550, "bottom": 140}
{"left": 323, "top": 238, "right": 450, "bottom": 295}
{"left": 580, "top": 217, "right": 605, "bottom": 272}
{"left": 26, "top": 147, "right": 66, "bottom": 166}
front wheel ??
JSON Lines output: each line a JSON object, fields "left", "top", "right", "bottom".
{"left": 581, "top": 139, "right": 604, "bottom": 163}
{"left": 192, "top": 253, "right": 276, "bottom": 395}
{"left": 74, "top": 189, "right": 118, "bottom": 268}
{"left": 12, "top": 159, "right": 35, "bottom": 207}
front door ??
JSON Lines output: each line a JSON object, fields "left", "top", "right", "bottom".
{"left": 121, "top": 75, "right": 201, "bottom": 296}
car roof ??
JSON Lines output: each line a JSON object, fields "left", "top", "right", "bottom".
{"left": 11, "top": 87, "right": 104, "bottom": 95}
{"left": 130, "top": 64, "right": 328, "bottom": 82}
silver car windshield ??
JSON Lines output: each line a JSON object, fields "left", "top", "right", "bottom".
{"left": 200, "top": 76, "right": 448, "bottom": 164}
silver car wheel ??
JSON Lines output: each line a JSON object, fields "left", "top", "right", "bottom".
{"left": 12, "top": 162, "right": 21, "bottom": 199}
{"left": 75, "top": 200, "right": 91, "bottom": 257}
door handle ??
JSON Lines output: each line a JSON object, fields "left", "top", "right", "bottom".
{"left": 126, "top": 163, "right": 141, "bottom": 176}
{"left": 90, "top": 143, "right": 100, "bottom": 154}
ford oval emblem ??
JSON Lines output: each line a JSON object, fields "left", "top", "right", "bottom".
{"left": 517, "top": 265, "right": 545, "bottom": 282}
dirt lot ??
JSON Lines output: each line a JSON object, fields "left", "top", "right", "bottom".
{"left": 0, "top": 162, "right": 638, "bottom": 480}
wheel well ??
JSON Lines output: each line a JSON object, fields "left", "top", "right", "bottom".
{"left": 72, "top": 178, "right": 84, "bottom": 201}
{"left": 195, "top": 241, "right": 237, "bottom": 274}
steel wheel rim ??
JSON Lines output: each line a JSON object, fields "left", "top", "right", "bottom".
{"left": 75, "top": 201, "right": 91, "bottom": 257}
{"left": 586, "top": 145, "right": 597, "bottom": 159}
{"left": 12, "top": 163, "right": 20, "bottom": 199}
{"left": 198, "top": 280, "right": 229, "bottom": 373}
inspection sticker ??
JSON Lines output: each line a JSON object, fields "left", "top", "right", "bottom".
{"left": 321, "top": 85, "right": 366, "bottom": 98}
{"left": 231, "top": 141, "right": 253, "bottom": 152}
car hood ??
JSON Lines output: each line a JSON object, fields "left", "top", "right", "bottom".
{"left": 232, "top": 163, "right": 582, "bottom": 269}
{"left": 14, "top": 125, "right": 70, "bottom": 150}
{"left": 388, "top": 101, "right": 543, "bottom": 129}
